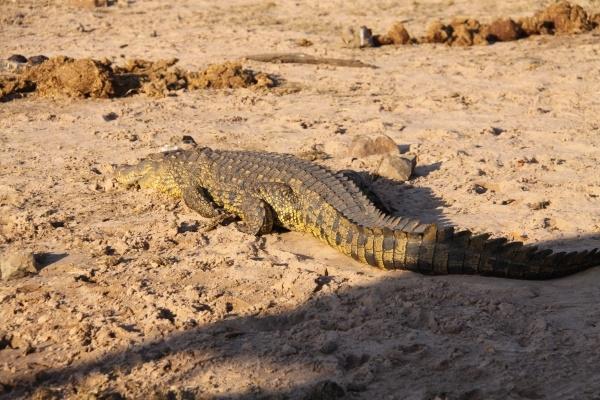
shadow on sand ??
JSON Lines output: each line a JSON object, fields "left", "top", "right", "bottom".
{"left": 2, "top": 171, "right": 600, "bottom": 399}
{"left": 3, "top": 233, "right": 600, "bottom": 399}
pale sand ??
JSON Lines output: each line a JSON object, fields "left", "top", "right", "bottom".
{"left": 1, "top": 1, "right": 600, "bottom": 399}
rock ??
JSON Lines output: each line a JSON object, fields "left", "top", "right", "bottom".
{"left": 377, "top": 154, "right": 415, "bottom": 181}
{"left": 102, "top": 112, "right": 118, "bottom": 121}
{"left": 341, "top": 26, "right": 376, "bottom": 48}
{"left": 348, "top": 135, "right": 399, "bottom": 158}
{"left": 28, "top": 55, "right": 48, "bottom": 65}
{"left": 0, "top": 250, "right": 38, "bottom": 280}
{"left": 472, "top": 184, "right": 488, "bottom": 194}
{"left": 8, "top": 54, "right": 27, "bottom": 63}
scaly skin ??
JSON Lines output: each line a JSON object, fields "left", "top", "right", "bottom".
{"left": 115, "top": 147, "right": 600, "bottom": 279}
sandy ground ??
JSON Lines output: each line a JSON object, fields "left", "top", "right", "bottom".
{"left": 2, "top": 0, "right": 600, "bottom": 399}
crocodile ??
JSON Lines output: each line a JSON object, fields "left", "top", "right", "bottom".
{"left": 114, "top": 147, "right": 600, "bottom": 279}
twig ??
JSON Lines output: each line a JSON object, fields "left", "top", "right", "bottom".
{"left": 244, "top": 53, "right": 377, "bottom": 69}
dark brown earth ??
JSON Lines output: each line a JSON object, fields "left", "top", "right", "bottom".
{"left": 0, "top": 57, "right": 273, "bottom": 101}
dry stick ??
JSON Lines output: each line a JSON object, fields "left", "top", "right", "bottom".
{"left": 244, "top": 53, "right": 378, "bottom": 69}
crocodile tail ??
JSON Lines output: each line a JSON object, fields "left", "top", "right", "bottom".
{"left": 422, "top": 226, "right": 600, "bottom": 279}
{"left": 359, "top": 222, "right": 600, "bottom": 279}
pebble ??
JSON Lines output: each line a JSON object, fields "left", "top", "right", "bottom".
{"left": 28, "top": 55, "right": 48, "bottom": 65}
{"left": 7, "top": 54, "right": 27, "bottom": 63}
{"left": 0, "top": 250, "right": 38, "bottom": 281}
{"left": 102, "top": 112, "right": 119, "bottom": 122}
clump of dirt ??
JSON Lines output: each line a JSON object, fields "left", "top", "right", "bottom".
{"left": 0, "top": 76, "right": 35, "bottom": 101}
{"left": 187, "top": 62, "right": 274, "bottom": 90}
{"left": 0, "top": 56, "right": 274, "bottom": 101}
{"left": 375, "top": 22, "right": 412, "bottom": 45}
{"left": 365, "top": 1, "right": 597, "bottom": 48}
{"left": 518, "top": 1, "right": 594, "bottom": 35}
{"left": 24, "top": 56, "right": 116, "bottom": 98}
{"left": 112, "top": 58, "right": 188, "bottom": 97}
{"left": 485, "top": 18, "right": 525, "bottom": 42}
{"left": 422, "top": 17, "right": 524, "bottom": 46}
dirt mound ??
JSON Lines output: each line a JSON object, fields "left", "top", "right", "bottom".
{"left": 24, "top": 56, "right": 115, "bottom": 98}
{"left": 375, "top": 22, "right": 412, "bottom": 45}
{"left": 113, "top": 58, "right": 188, "bottom": 97}
{"left": 519, "top": 1, "right": 594, "bottom": 35}
{"left": 187, "top": 62, "right": 274, "bottom": 90}
{"left": 363, "top": 1, "right": 597, "bottom": 48}
{"left": 0, "top": 56, "right": 274, "bottom": 101}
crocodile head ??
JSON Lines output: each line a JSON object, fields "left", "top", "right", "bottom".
{"left": 114, "top": 155, "right": 182, "bottom": 197}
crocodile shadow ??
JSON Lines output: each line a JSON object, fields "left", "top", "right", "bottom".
{"left": 3, "top": 233, "right": 600, "bottom": 399}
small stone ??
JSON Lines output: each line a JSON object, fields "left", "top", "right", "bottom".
{"left": 8, "top": 54, "right": 27, "bottom": 63}
{"left": 102, "top": 112, "right": 118, "bottom": 122}
{"left": 0, "top": 250, "right": 38, "bottom": 280}
{"left": 377, "top": 154, "right": 415, "bottom": 181}
{"left": 28, "top": 55, "right": 49, "bottom": 65}
{"left": 348, "top": 135, "right": 399, "bottom": 157}
{"left": 472, "top": 184, "right": 488, "bottom": 194}
{"left": 358, "top": 26, "right": 376, "bottom": 47}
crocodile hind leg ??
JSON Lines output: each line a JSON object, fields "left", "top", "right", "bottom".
{"left": 235, "top": 196, "right": 275, "bottom": 236}
{"left": 182, "top": 187, "right": 235, "bottom": 232}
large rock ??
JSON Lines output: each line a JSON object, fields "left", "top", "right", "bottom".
{"left": 377, "top": 154, "right": 416, "bottom": 182}
{"left": 0, "top": 250, "right": 38, "bottom": 280}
